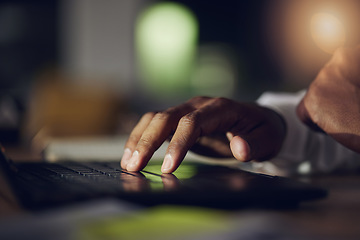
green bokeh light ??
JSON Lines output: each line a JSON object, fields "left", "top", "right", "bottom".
{"left": 190, "top": 45, "right": 237, "bottom": 97}
{"left": 136, "top": 2, "right": 198, "bottom": 98}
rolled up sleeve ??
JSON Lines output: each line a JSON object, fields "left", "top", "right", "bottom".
{"left": 254, "top": 91, "right": 360, "bottom": 176}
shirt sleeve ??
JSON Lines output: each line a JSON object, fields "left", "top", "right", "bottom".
{"left": 253, "top": 91, "right": 360, "bottom": 176}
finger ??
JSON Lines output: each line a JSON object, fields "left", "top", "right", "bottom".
{"left": 121, "top": 112, "right": 155, "bottom": 169}
{"left": 161, "top": 111, "right": 203, "bottom": 173}
{"left": 229, "top": 115, "right": 285, "bottom": 162}
{"left": 126, "top": 103, "right": 196, "bottom": 172}
{"left": 161, "top": 98, "right": 237, "bottom": 173}
{"left": 228, "top": 134, "right": 250, "bottom": 161}
{"left": 229, "top": 133, "right": 264, "bottom": 162}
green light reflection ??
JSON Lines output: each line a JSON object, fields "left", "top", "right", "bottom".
{"left": 142, "top": 163, "right": 197, "bottom": 180}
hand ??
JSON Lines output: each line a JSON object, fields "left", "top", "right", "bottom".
{"left": 297, "top": 46, "right": 360, "bottom": 153}
{"left": 121, "top": 97, "right": 286, "bottom": 173}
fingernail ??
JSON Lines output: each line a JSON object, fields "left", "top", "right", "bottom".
{"left": 121, "top": 148, "right": 132, "bottom": 168}
{"left": 226, "top": 132, "right": 234, "bottom": 141}
{"left": 161, "top": 154, "right": 173, "bottom": 173}
{"left": 127, "top": 151, "right": 140, "bottom": 171}
{"left": 240, "top": 141, "right": 250, "bottom": 161}
{"left": 231, "top": 136, "right": 251, "bottom": 162}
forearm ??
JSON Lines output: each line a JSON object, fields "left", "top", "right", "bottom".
{"left": 256, "top": 91, "right": 360, "bottom": 175}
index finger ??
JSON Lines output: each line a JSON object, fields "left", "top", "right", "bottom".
{"left": 125, "top": 103, "right": 196, "bottom": 172}
{"left": 161, "top": 98, "right": 237, "bottom": 173}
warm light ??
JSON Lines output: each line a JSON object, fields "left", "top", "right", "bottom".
{"left": 310, "top": 12, "right": 346, "bottom": 54}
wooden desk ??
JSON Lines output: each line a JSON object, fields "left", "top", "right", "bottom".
{"left": 256, "top": 174, "right": 360, "bottom": 239}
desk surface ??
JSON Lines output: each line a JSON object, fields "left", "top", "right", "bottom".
{"left": 265, "top": 174, "right": 360, "bottom": 239}
{"left": 1, "top": 148, "right": 360, "bottom": 239}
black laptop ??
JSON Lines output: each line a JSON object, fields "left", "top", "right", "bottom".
{"left": 0, "top": 146, "right": 327, "bottom": 210}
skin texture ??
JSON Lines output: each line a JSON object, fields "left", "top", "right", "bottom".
{"left": 297, "top": 46, "right": 360, "bottom": 153}
{"left": 121, "top": 97, "right": 286, "bottom": 173}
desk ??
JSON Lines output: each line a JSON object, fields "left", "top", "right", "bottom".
{"left": 1, "top": 148, "right": 360, "bottom": 239}
{"left": 254, "top": 174, "right": 360, "bottom": 239}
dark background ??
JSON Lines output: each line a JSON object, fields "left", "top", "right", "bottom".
{"left": 2, "top": 0, "right": 356, "bottom": 143}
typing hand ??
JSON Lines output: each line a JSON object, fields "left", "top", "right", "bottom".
{"left": 297, "top": 46, "right": 360, "bottom": 153}
{"left": 121, "top": 97, "right": 286, "bottom": 173}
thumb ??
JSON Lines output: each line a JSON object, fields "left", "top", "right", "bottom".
{"left": 229, "top": 135, "right": 251, "bottom": 162}
{"left": 229, "top": 133, "right": 276, "bottom": 162}
{"left": 229, "top": 132, "right": 282, "bottom": 162}
{"left": 227, "top": 118, "right": 285, "bottom": 162}
{"left": 226, "top": 106, "right": 286, "bottom": 162}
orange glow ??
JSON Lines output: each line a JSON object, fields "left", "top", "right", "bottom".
{"left": 311, "top": 12, "right": 346, "bottom": 54}
{"left": 263, "top": 0, "right": 360, "bottom": 88}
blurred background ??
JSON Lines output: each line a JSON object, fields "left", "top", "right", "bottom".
{"left": 0, "top": 0, "right": 360, "bottom": 149}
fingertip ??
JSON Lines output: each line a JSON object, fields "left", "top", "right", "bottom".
{"left": 161, "top": 154, "right": 174, "bottom": 173}
{"left": 120, "top": 148, "right": 132, "bottom": 169}
{"left": 126, "top": 150, "right": 141, "bottom": 171}
{"left": 230, "top": 136, "right": 251, "bottom": 162}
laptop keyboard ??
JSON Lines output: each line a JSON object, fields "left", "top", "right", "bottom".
{"left": 15, "top": 160, "right": 270, "bottom": 191}
{"left": 13, "top": 160, "right": 283, "bottom": 207}
{"left": 15, "top": 161, "right": 154, "bottom": 198}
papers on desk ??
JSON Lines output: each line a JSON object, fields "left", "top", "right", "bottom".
{"left": 43, "top": 135, "right": 173, "bottom": 162}
{"left": 44, "top": 136, "right": 131, "bottom": 162}
{"left": 43, "top": 135, "right": 240, "bottom": 167}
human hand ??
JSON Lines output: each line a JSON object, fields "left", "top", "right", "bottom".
{"left": 121, "top": 97, "right": 286, "bottom": 173}
{"left": 297, "top": 46, "right": 360, "bottom": 153}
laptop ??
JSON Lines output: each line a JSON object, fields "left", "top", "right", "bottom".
{"left": 0, "top": 146, "right": 327, "bottom": 210}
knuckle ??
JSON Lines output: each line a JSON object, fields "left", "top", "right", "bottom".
{"left": 128, "top": 134, "right": 141, "bottom": 144}
{"left": 137, "top": 136, "right": 157, "bottom": 151}
{"left": 180, "top": 112, "right": 200, "bottom": 127}
{"left": 143, "top": 111, "right": 157, "bottom": 120}
{"left": 153, "top": 111, "right": 172, "bottom": 122}
{"left": 171, "top": 135, "right": 189, "bottom": 149}
{"left": 210, "top": 97, "right": 233, "bottom": 109}
{"left": 188, "top": 96, "right": 210, "bottom": 105}
{"left": 214, "top": 97, "right": 231, "bottom": 105}
{"left": 178, "top": 113, "right": 203, "bottom": 137}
